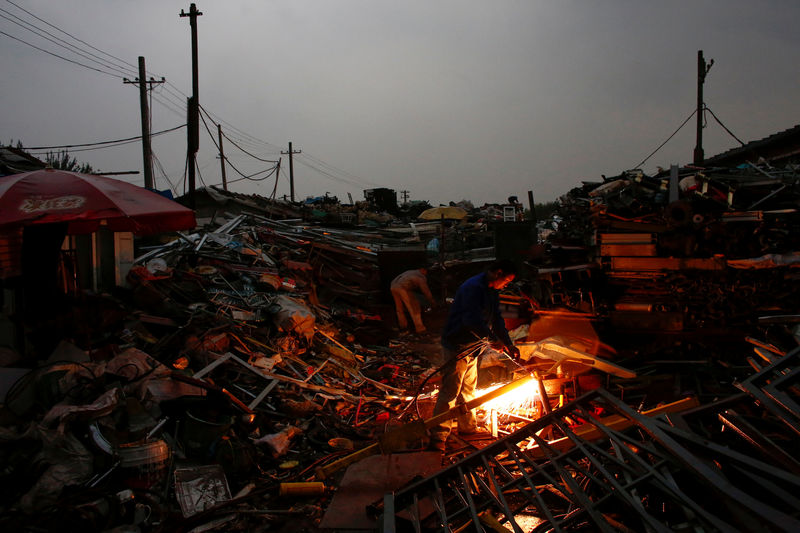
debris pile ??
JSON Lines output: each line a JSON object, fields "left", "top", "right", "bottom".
{"left": 538, "top": 163, "right": 800, "bottom": 338}
{"left": 0, "top": 213, "right": 443, "bottom": 531}
{"left": 1, "top": 163, "right": 799, "bottom": 531}
{"left": 0, "top": 208, "right": 646, "bottom": 531}
{"left": 387, "top": 336, "right": 800, "bottom": 532}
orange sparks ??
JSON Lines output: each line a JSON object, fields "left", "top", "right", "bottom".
{"left": 477, "top": 382, "right": 539, "bottom": 414}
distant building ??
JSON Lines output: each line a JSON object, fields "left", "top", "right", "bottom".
{"left": 0, "top": 146, "right": 46, "bottom": 176}
{"left": 364, "top": 188, "right": 398, "bottom": 214}
{"left": 702, "top": 123, "right": 800, "bottom": 167}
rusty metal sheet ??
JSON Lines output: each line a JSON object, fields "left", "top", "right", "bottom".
{"left": 319, "top": 452, "right": 443, "bottom": 530}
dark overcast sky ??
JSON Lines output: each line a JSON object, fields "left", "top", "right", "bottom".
{"left": 2, "top": 1, "right": 799, "bottom": 206}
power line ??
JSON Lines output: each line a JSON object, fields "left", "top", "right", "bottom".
{"left": 197, "top": 109, "right": 278, "bottom": 182}
{"left": 4, "top": 1, "right": 185, "bottom": 125}
{"left": 194, "top": 100, "right": 284, "bottom": 152}
{"left": 0, "top": 30, "right": 121, "bottom": 78}
{"left": 705, "top": 106, "right": 746, "bottom": 147}
{"left": 221, "top": 165, "right": 279, "bottom": 186}
{"left": 220, "top": 129, "right": 280, "bottom": 162}
{"left": 302, "top": 151, "right": 379, "bottom": 186}
{"left": 5, "top": 0, "right": 139, "bottom": 74}
{"left": 22, "top": 124, "right": 186, "bottom": 151}
{"left": 0, "top": 8, "right": 135, "bottom": 78}
{"left": 199, "top": 105, "right": 278, "bottom": 163}
{"left": 632, "top": 108, "right": 697, "bottom": 170}
{"left": 152, "top": 150, "right": 180, "bottom": 196}
{"left": 294, "top": 155, "right": 381, "bottom": 189}
{"left": 3, "top": 0, "right": 376, "bottom": 195}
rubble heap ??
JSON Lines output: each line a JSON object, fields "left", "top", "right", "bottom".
{"left": 538, "top": 163, "right": 800, "bottom": 338}
{"left": 1, "top": 165, "right": 799, "bottom": 531}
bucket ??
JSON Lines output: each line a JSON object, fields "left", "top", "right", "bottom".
{"left": 117, "top": 439, "right": 170, "bottom": 489}
{"left": 180, "top": 409, "right": 233, "bottom": 456}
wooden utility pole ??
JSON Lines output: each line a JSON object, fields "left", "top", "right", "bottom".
{"left": 693, "top": 50, "right": 713, "bottom": 165}
{"left": 527, "top": 190, "right": 536, "bottom": 224}
{"left": 217, "top": 124, "right": 228, "bottom": 191}
{"left": 180, "top": 3, "right": 202, "bottom": 206}
{"left": 281, "top": 141, "right": 301, "bottom": 202}
{"left": 123, "top": 56, "right": 163, "bottom": 190}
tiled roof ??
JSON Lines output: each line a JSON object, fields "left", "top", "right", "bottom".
{"left": 703, "top": 124, "right": 800, "bottom": 166}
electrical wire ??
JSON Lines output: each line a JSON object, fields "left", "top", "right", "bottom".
{"left": 221, "top": 165, "right": 279, "bottom": 186}
{"left": 3, "top": 0, "right": 369, "bottom": 194}
{"left": 3, "top": 1, "right": 189, "bottom": 133}
{"left": 269, "top": 162, "right": 282, "bottom": 200}
{"left": 195, "top": 157, "right": 207, "bottom": 188}
{"left": 705, "top": 106, "right": 747, "bottom": 146}
{"left": 293, "top": 157, "right": 368, "bottom": 189}
{"left": 302, "top": 151, "right": 380, "bottom": 187}
{"left": 149, "top": 92, "right": 188, "bottom": 121}
{"left": 0, "top": 30, "right": 121, "bottom": 78}
{"left": 27, "top": 138, "right": 142, "bottom": 156}
{"left": 632, "top": 108, "right": 697, "bottom": 170}
{"left": 195, "top": 100, "right": 284, "bottom": 152}
{"left": 219, "top": 129, "right": 279, "bottom": 163}
{"left": 23, "top": 124, "right": 185, "bottom": 152}
{"left": 197, "top": 108, "right": 279, "bottom": 184}
{"left": 151, "top": 150, "right": 180, "bottom": 196}
{"left": 181, "top": 154, "right": 189, "bottom": 195}
{"left": 199, "top": 105, "right": 278, "bottom": 163}
{"left": 0, "top": 8, "right": 134, "bottom": 78}
{"left": 5, "top": 0, "right": 139, "bottom": 75}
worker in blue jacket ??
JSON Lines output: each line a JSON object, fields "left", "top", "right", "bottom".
{"left": 429, "top": 259, "right": 521, "bottom": 451}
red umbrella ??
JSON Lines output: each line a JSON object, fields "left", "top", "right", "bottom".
{"left": 0, "top": 168, "right": 196, "bottom": 235}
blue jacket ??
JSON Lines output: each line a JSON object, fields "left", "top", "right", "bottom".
{"left": 441, "top": 272, "right": 513, "bottom": 352}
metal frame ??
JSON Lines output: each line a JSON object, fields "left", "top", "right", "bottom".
{"left": 388, "top": 388, "right": 800, "bottom": 532}
{"left": 739, "top": 345, "right": 800, "bottom": 436}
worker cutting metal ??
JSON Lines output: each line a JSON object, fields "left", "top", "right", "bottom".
{"left": 428, "top": 259, "right": 521, "bottom": 452}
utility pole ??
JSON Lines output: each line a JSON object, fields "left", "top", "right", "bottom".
{"left": 123, "top": 56, "right": 163, "bottom": 189}
{"left": 693, "top": 50, "right": 713, "bottom": 165}
{"left": 217, "top": 124, "right": 228, "bottom": 191}
{"left": 528, "top": 190, "right": 538, "bottom": 243}
{"left": 527, "top": 190, "right": 536, "bottom": 224}
{"left": 281, "top": 141, "right": 301, "bottom": 202}
{"left": 180, "top": 3, "right": 202, "bottom": 206}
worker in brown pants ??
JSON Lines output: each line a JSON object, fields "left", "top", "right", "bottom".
{"left": 390, "top": 267, "right": 435, "bottom": 334}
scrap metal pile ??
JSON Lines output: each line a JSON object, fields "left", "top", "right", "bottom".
{"left": 0, "top": 213, "right": 445, "bottom": 531}
{"left": 539, "top": 163, "right": 800, "bottom": 334}
{"left": 386, "top": 334, "right": 800, "bottom": 532}
{"left": 1, "top": 163, "right": 800, "bottom": 532}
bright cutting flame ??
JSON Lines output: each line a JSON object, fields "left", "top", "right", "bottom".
{"left": 477, "top": 382, "right": 539, "bottom": 413}
{"left": 455, "top": 338, "right": 541, "bottom": 415}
